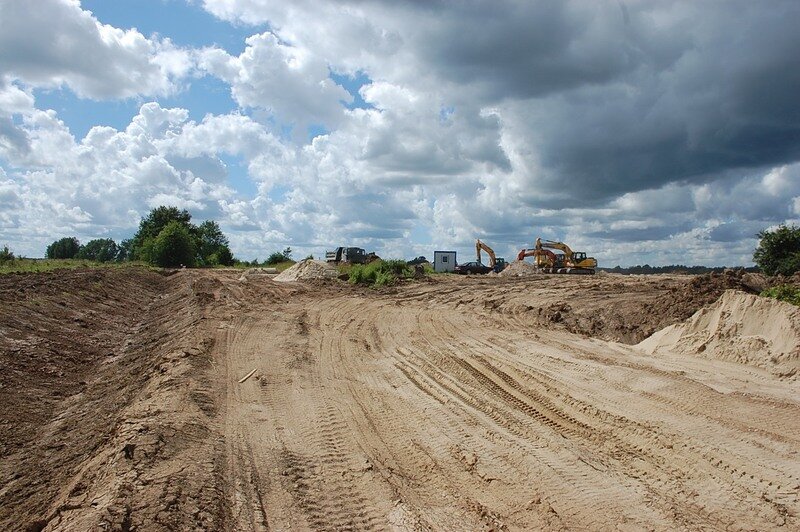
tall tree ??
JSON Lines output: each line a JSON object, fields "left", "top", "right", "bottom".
{"left": 753, "top": 224, "right": 800, "bottom": 276}
{"left": 46, "top": 237, "right": 81, "bottom": 259}
{"left": 196, "top": 220, "right": 234, "bottom": 266}
{"left": 151, "top": 221, "right": 196, "bottom": 267}
{"left": 78, "top": 238, "right": 119, "bottom": 262}
{"left": 130, "top": 206, "right": 192, "bottom": 261}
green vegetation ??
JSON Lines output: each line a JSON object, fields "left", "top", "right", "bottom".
{"left": 0, "top": 258, "right": 152, "bottom": 275}
{"left": 266, "top": 247, "right": 292, "bottom": 265}
{"left": 760, "top": 285, "right": 800, "bottom": 306}
{"left": 0, "top": 245, "right": 14, "bottom": 264}
{"left": 46, "top": 237, "right": 81, "bottom": 259}
{"left": 77, "top": 238, "right": 119, "bottom": 262}
{"left": 152, "top": 221, "right": 196, "bottom": 267}
{"left": 349, "top": 259, "right": 413, "bottom": 287}
{"left": 129, "top": 206, "right": 235, "bottom": 267}
{"left": 753, "top": 224, "right": 800, "bottom": 276}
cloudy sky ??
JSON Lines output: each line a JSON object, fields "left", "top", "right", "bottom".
{"left": 1, "top": 0, "right": 799, "bottom": 266}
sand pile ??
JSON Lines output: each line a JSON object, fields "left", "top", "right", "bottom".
{"left": 274, "top": 259, "right": 339, "bottom": 282}
{"left": 639, "top": 290, "right": 800, "bottom": 378}
{"left": 498, "top": 260, "right": 541, "bottom": 277}
{"left": 238, "top": 267, "right": 278, "bottom": 281}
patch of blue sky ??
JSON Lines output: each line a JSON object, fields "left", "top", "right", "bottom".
{"left": 33, "top": 76, "right": 238, "bottom": 140}
{"left": 34, "top": 87, "right": 140, "bottom": 139}
{"left": 160, "top": 75, "right": 238, "bottom": 122}
{"left": 307, "top": 124, "right": 329, "bottom": 140}
{"left": 80, "top": 0, "right": 263, "bottom": 54}
{"left": 219, "top": 154, "right": 258, "bottom": 198}
{"left": 329, "top": 71, "right": 373, "bottom": 110}
{"left": 268, "top": 185, "right": 290, "bottom": 203}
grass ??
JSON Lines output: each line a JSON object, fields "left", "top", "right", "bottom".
{"left": 231, "top": 260, "right": 296, "bottom": 272}
{"left": 760, "top": 285, "right": 800, "bottom": 306}
{"left": 348, "top": 259, "right": 413, "bottom": 287}
{"left": 0, "top": 258, "right": 156, "bottom": 275}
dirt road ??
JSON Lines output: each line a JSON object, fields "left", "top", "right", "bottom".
{"left": 1, "top": 270, "right": 798, "bottom": 530}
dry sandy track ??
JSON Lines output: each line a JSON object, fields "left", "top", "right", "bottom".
{"left": 220, "top": 274, "right": 799, "bottom": 531}
{"left": 2, "top": 270, "right": 798, "bottom": 530}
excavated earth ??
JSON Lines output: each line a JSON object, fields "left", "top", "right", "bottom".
{"left": 1, "top": 268, "right": 798, "bottom": 531}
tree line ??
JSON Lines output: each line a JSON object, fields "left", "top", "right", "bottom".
{"left": 45, "top": 206, "right": 235, "bottom": 268}
{"left": 19, "top": 217, "right": 800, "bottom": 274}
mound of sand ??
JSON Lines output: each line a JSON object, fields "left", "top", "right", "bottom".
{"left": 498, "top": 260, "right": 541, "bottom": 277}
{"left": 639, "top": 290, "right": 800, "bottom": 379}
{"left": 273, "top": 259, "right": 339, "bottom": 282}
{"left": 238, "top": 267, "right": 278, "bottom": 281}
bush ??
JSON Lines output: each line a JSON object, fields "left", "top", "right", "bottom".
{"left": 126, "top": 206, "right": 236, "bottom": 267}
{"left": 0, "top": 245, "right": 14, "bottom": 264}
{"left": 265, "top": 247, "right": 293, "bottom": 265}
{"left": 348, "top": 259, "right": 412, "bottom": 287}
{"left": 760, "top": 285, "right": 800, "bottom": 306}
{"left": 151, "top": 221, "right": 196, "bottom": 267}
{"left": 46, "top": 237, "right": 81, "bottom": 259}
{"left": 78, "top": 238, "right": 119, "bottom": 262}
{"left": 753, "top": 224, "right": 800, "bottom": 276}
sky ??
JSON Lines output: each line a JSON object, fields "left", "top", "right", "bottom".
{"left": 1, "top": 0, "right": 799, "bottom": 266}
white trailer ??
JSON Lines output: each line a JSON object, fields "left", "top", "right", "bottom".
{"left": 433, "top": 251, "right": 457, "bottom": 273}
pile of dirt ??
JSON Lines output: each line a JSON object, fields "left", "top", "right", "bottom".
{"left": 498, "top": 260, "right": 541, "bottom": 277}
{"left": 639, "top": 290, "right": 800, "bottom": 379}
{"left": 274, "top": 259, "right": 339, "bottom": 282}
{"left": 238, "top": 267, "right": 277, "bottom": 281}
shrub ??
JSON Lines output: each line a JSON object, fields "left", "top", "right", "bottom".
{"left": 46, "top": 237, "right": 81, "bottom": 259}
{"left": 265, "top": 247, "right": 293, "bottom": 265}
{"left": 0, "top": 245, "right": 14, "bottom": 264}
{"left": 348, "top": 259, "right": 412, "bottom": 287}
{"left": 151, "top": 221, "right": 196, "bottom": 267}
{"left": 753, "top": 224, "right": 800, "bottom": 276}
{"left": 78, "top": 238, "right": 119, "bottom": 262}
{"left": 760, "top": 285, "right": 800, "bottom": 306}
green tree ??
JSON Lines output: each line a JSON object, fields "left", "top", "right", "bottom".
{"left": 46, "top": 237, "right": 81, "bottom": 259}
{"left": 0, "top": 245, "right": 14, "bottom": 264}
{"left": 196, "top": 220, "right": 234, "bottom": 266}
{"left": 151, "top": 221, "right": 196, "bottom": 267}
{"left": 753, "top": 224, "right": 800, "bottom": 276}
{"left": 130, "top": 206, "right": 192, "bottom": 261}
{"left": 118, "top": 239, "right": 133, "bottom": 262}
{"left": 78, "top": 238, "right": 120, "bottom": 262}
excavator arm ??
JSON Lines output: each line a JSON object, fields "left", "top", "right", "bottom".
{"left": 476, "top": 239, "right": 497, "bottom": 268}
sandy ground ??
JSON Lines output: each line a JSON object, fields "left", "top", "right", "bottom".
{"left": 1, "top": 269, "right": 798, "bottom": 531}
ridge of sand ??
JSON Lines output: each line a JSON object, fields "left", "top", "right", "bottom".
{"left": 273, "top": 259, "right": 339, "bottom": 282}
{"left": 638, "top": 289, "right": 800, "bottom": 378}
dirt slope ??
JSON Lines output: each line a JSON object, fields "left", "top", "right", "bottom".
{"left": 640, "top": 290, "right": 800, "bottom": 379}
{"left": 1, "top": 270, "right": 798, "bottom": 530}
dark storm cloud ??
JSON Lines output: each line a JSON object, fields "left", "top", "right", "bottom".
{"left": 412, "top": 0, "right": 800, "bottom": 205}
{"left": 585, "top": 223, "right": 693, "bottom": 242}
{"left": 708, "top": 222, "right": 766, "bottom": 243}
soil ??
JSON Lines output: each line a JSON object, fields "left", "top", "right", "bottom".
{"left": 1, "top": 268, "right": 798, "bottom": 531}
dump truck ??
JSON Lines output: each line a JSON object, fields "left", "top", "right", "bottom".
{"left": 325, "top": 247, "right": 379, "bottom": 264}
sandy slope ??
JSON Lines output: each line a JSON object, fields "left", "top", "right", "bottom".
{"left": 2, "top": 270, "right": 798, "bottom": 530}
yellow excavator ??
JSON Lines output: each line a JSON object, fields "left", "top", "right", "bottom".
{"left": 476, "top": 239, "right": 508, "bottom": 272}
{"left": 534, "top": 237, "right": 597, "bottom": 274}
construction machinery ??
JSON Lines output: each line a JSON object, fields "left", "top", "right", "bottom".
{"left": 535, "top": 237, "right": 597, "bottom": 274}
{"left": 516, "top": 247, "right": 560, "bottom": 269}
{"left": 325, "top": 247, "right": 379, "bottom": 264}
{"left": 475, "top": 239, "right": 508, "bottom": 273}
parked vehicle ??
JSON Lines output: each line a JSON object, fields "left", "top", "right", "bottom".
{"left": 454, "top": 261, "right": 492, "bottom": 275}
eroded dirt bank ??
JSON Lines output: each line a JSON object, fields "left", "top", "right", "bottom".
{"left": 1, "top": 269, "right": 798, "bottom": 530}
